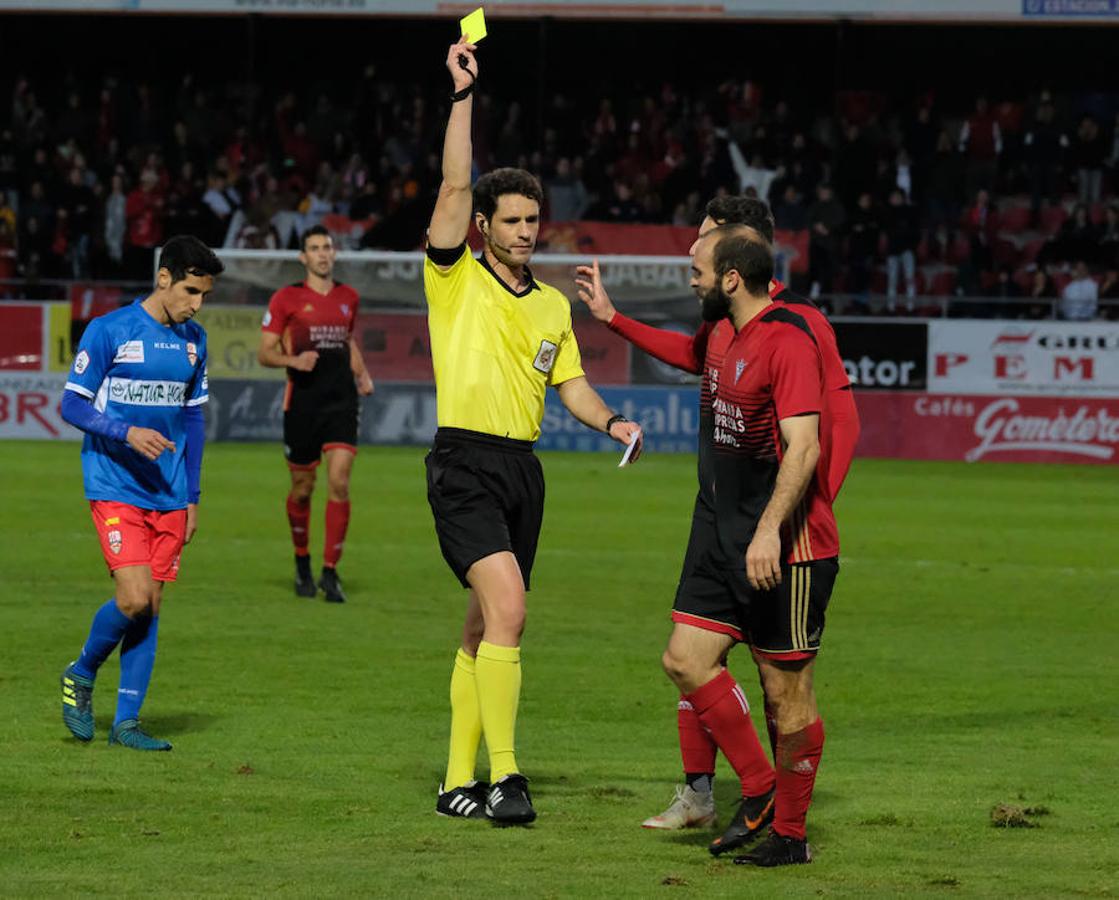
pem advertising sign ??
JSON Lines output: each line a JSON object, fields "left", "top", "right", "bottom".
{"left": 928, "top": 321, "right": 1119, "bottom": 397}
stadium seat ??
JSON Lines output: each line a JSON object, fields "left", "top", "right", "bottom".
{"left": 1040, "top": 205, "right": 1068, "bottom": 234}
{"left": 997, "top": 206, "right": 1032, "bottom": 234}
{"left": 923, "top": 265, "right": 957, "bottom": 296}
{"left": 1020, "top": 236, "right": 1047, "bottom": 263}
{"left": 993, "top": 237, "right": 1021, "bottom": 266}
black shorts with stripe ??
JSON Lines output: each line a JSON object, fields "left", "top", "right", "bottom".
{"left": 673, "top": 550, "right": 838, "bottom": 657}
{"left": 284, "top": 385, "right": 359, "bottom": 468}
{"left": 425, "top": 427, "right": 545, "bottom": 589}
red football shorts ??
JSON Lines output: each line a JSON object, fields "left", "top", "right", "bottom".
{"left": 89, "top": 500, "right": 187, "bottom": 582}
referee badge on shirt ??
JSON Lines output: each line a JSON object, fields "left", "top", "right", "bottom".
{"left": 107, "top": 529, "right": 122, "bottom": 555}
{"left": 187, "top": 342, "right": 198, "bottom": 366}
{"left": 533, "top": 340, "right": 558, "bottom": 374}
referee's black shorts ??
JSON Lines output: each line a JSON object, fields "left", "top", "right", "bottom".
{"left": 425, "top": 427, "right": 545, "bottom": 589}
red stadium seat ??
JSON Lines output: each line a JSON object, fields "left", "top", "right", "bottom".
{"left": 923, "top": 266, "right": 957, "bottom": 296}
{"left": 1040, "top": 205, "right": 1068, "bottom": 234}
{"left": 993, "top": 237, "right": 1020, "bottom": 266}
{"left": 997, "top": 205, "right": 1032, "bottom": 234}
{"left": 1020, "top": 236, "right": 1047, "bottom": 263}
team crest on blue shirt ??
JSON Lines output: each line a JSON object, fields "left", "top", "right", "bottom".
{"left": 187, "top": 342, "right": 198, "bottom": 366}
{"left": 735, "top": 359, "right": 747, "bottom": 384}
{"left": 533, "top": 340, "right": 558, "bottom": 374}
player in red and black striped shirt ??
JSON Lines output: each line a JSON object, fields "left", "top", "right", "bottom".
{"left": 576, "top": 199, "right": 854, "bottom": 855}
{"left": 685, "top": 228, "right": 836, "bottom": 865}
{"left": 578, "top": 219, "right": 840, "bottom": 864}
{"left": 258, "top": 225, "right": 374, "bottom": 603}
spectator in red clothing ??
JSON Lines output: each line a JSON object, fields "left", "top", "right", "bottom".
{"left": 962, "top": 188, "right": 997, "bottom": 238}
{"left": 959, "top": 96, "right": 1002, "bottom": 197}
{"left": 124, "top": 168, "right": 165, "bottom": 278}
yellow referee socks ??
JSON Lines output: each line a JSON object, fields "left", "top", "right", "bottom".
{"left": 444, "top": 648, "right": 482, "bottom": 791}
{"left": 474, "top": 641, "right": 522, "bottom": 782}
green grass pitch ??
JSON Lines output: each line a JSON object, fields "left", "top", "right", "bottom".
{"left": 1, "top": 442, "right": 1117, "bottom": 898}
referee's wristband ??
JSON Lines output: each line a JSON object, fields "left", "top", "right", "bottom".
{"left": 604, "top": 413, "right": 629, "bottom": 434}
{"left": 451, "top": 81, "right": 475, "bottom": 103}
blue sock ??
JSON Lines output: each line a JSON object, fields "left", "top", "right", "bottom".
{"left": 72, "top": 599, "right": 132, "bottom": 679}
{"left": 115, "top": 615, "right": 159, "bottom": 725}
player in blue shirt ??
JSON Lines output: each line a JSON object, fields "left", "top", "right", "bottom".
{"left": 59, "top": 235, "right": 223, "bottom": 751}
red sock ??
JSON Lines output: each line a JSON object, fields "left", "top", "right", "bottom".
{"left": 323, "top": 499, "right": 350, "bottom": 567}
{"left": 677, "top": 697, "right": 717, "bottom": 776}
{"left": 773, "top": 718, "right": 825, "bottom": 840}
{"left": 286, "top": 494, "right": 310, "bottom": 556}
{"left": 685, "top": 670, "right": 774, "bottom": 798}
{"left": 764, "top": 701, "right": 779, "bottom": 761}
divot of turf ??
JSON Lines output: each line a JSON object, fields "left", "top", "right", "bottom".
{"left": 991, "top": 803, "right": 1049, "bottom": 828}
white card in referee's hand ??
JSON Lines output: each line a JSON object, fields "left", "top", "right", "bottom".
{"left": 618, "top": 429, "right": 641, "bottom": 467}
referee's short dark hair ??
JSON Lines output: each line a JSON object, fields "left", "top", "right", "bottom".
{"left": 473, "top": 168, "right": 544, "bottom": 221}
{"left": 705, "top": 195, "right": 776, "bottom": 244}
{"left": 158, "top": 235, "right": 224, "bottom": 285}
{"left": 300, "top": 223, "right": 332, "bottom": 251}
{"left": 712, "top": 226, "right": 774, "bottom": 296}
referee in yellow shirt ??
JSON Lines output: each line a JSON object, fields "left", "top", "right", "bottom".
{"left": 426, "top": 35, "right": 643, "bottom": 826}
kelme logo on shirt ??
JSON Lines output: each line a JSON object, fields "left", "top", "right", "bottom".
{"left": 533, "top": 340, "right": 558, "bottom": 375}
{"left": 187, "top": 342, "right": 198, "bottom": 366}
{"left": 114, "top": 341, "right": 145, "bottom": 363}
{"left": 108, "top": 378, "right": 188, "bottom": 406}
{"left": 74, "top": 350, "right": 90, "bottom": 374}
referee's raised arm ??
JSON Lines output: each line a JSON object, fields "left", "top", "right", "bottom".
{"left": 427, "top": 37, "right": 479, "bottom": 255}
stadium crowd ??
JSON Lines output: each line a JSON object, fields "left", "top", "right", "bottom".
{"left": 2, "top": 70, "right": 1118, "bottom": 319}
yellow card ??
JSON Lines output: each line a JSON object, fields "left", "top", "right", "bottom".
{"left": 459, "top": 6, "right": 487, "bottom": 42}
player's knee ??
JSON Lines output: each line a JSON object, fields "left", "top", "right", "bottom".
{"left": 327, "top": 481, "right": 349, "bottom": 502}
{"left": 661, "top": 647, "right": 694, "bottom": 688}
{"left": 486, "top": 604, "right": 525, "bottom": 642}
{"left": 115, "top": 589, "right": 152, "bottom": 618}
{"left": 758, "top": 667, "right": 789, "bottom": 706}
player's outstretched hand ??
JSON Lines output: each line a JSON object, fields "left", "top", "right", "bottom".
{"left": 291, "top": 350, "right": 319, "bottom": 372}
{"left": 745, "top": 528, "right": 782, "bottom": 591}
{"left": 127, "top": 426, "right": 176, "bottom": 461}
{"left": 446, "top": 37, "right": 478, "bottom": 90}
{"left": 356, "top": 371, "right": 375, "bottom": 396}
{"left": 184, "top": 503, "right": 198, "bottom": 545}
{"left": 574, "top": 259, "right": 618, "bottom": 323}
{"left": 609, "top": 419, "right": 643, "bottom": 464}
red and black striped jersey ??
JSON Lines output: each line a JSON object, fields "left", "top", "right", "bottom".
{"left": 709, "top": 305, "right": 839, "bottom": 564}
{"left": 262, "top": 281, "right": 358, "bottom": 401}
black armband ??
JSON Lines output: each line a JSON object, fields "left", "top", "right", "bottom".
{"left": 604, "top": 413, "right": 629, "bottom": 434}
{"left": 451, "top": 81, "right": 475, "bottom": 103}
{"left": 425, "top": 242, "right": 468, "bottom": 266}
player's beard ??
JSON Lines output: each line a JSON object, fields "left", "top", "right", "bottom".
{"left": 698, "top": 284, "right": 731, "bottom": 322}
